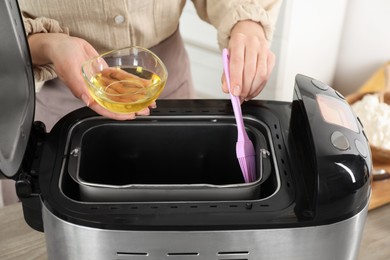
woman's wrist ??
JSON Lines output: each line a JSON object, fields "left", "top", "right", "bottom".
{"left": 230, "top": 20, "right": 267, "bottom": 45}
{"left": 28, "top": 33, "right": 69, "bottom": 65}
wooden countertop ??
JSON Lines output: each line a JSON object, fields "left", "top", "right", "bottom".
{"left": 370, "top": 179, "right": 390, "bottom": 210}
{"left": 0, "top": 203, "right": 46, "bottom": 260}
{"left": 0, "top": 202, "right": 390, "bottom": 260}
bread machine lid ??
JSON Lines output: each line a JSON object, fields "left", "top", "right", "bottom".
{"left": 0, "top": 0, "right": 35, "bottom": 178}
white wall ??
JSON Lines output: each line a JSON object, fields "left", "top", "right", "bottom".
{"left": 179, "top": 3, "right": 226, "bottom": 99}
{"left": 277, "top": 0, "right": 348, "bottom": 100}
{"left": 332, "top": 0, "right": 390, "bottom": 95}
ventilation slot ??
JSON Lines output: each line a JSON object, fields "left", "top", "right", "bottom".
{"left": 218, "top": 251, "right": 249, "bottom": 255}
{"left": 167, "top": 252, "right": 199, "bottom": 256}
{"left": 217, "top": 250, "right": 249, "bottom": 260}
{"left": 218, "top": 259, "right": 248, "bottom": 260}
{"left": 117, "top": 251, "right": 148, "bottom": 256}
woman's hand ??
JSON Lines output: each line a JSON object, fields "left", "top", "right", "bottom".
{"left": 222, "top": 20, "right": 275, "bottom": 102}
{"left": 28, "top": 33, "right": 153, "bottom": 119}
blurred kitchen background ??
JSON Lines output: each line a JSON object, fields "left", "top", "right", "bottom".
{"left": 180, "top": 0, "right": 390, "bottom": 101}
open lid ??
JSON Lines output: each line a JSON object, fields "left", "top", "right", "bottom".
{"left": 0, "top": 0, "right": 35, "bottom": 178}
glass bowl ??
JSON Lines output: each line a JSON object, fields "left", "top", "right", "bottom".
{"left": 82, "top": 46, "right": 168, "bottom": 113}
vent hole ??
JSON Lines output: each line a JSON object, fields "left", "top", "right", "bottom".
{"left": 278, "top": 144, "right": 282, "bottom": 150}
{"left": 284, "top": 170, "right": 288, "bottom": 176}
{"left": 117, "top": 252, "right": 148, "bottom": 256}
{"left": 169, "top": 110, "right": 176, "bottom": 113}
{"left": 218, "top": 251, "right": 249, "bottom": 255}
{"left": 190, "top": 205, "right": 198, "bottom": 208}
{"left": 260, "top": 204, "right": 269, "bottom": 207}
{"left": 167, "top": 252, "right": 199, "bottom": 256}
{"left": 209, "top": 205, "right": 217, "bottom": 208}
{"left": 218, "top": 259, "right": 248, "bottom": 260}
{"left": 229, "top": 205, "right": 238, "bottom": 208}
{"left": 287, "top": 182, "right": 291, "bottom": 188}
{"left": 276, "top": 134, "right": 279, "bottom": 139}
{"left": 170, "top": 206, "right": 178, "bottom": 209}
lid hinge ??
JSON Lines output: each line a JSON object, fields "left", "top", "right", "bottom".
{"left": 15, "top": 121, "right": 46, "bottom": 198}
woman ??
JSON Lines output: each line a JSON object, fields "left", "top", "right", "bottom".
{"left": 19, "top": 0, "right": 282, "bottom": 130}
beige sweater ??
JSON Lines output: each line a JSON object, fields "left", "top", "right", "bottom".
{"left": 19, "top": 0, "right": 282, "bottom": 82}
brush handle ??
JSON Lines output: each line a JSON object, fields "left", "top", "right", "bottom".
{"left": 222, "top": 48, "right": 247, "bottom": 142}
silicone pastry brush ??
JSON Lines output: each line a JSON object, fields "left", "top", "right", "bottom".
{"left": 222, "top": 48, "right": 256, "bottom": 183}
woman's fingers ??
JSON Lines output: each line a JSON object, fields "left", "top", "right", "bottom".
{"left": 223, "top": 20, "right": 276, "bottom": 101}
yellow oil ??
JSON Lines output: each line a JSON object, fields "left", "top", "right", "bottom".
{"left": 87, "top": 66, "right": 165, "bottom": 113}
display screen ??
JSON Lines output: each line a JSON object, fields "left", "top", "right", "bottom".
{"left": 317, "top": 94, "right": 359, "bottom": 133}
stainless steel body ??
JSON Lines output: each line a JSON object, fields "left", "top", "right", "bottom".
{"left": 42, "top": 202, "right": 368, "bottom": 260}
{"left": 36, "top": 101, "right": 371, "bottom": 260}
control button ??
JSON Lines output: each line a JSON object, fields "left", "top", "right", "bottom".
{"left": 114, "top": 15, "right": 125, "bottom": 24}
{"left": 312, "top": 79, "right": 329, "bottom": 90}
{"left": 355, "top": 139, "right": 368, "bottom": 157}
{"left": 335, "top": 90, "right": 345, "bottom": 100}
{"left": 331, "top": 131, "right": 350, "bottom": 151}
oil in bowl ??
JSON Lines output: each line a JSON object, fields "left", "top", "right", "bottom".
{"left": 82, "top": 46, "right": 167, "bottom": 114}
{"left": 89, "top": 66, "right": 165, "bottom": 113}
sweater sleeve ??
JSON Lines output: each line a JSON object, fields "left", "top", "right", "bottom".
{"left": 22, "top": 12, "right": 70, "bottom": 86}
{"left": 191, "top": 0, "right": 282, "bottom": 49}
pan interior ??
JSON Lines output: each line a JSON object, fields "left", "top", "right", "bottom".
{"left": 78, "top": 123, "right": 256, "bottom": 185}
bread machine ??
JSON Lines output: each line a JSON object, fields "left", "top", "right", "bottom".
{"left": 0, "top": 1, "right": 371, "bottom": 259}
